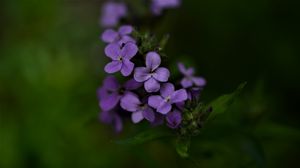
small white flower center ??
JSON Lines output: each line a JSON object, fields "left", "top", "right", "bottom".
{"left": 117, "top": 56, "right": 123, "bottom": 61}
{"left": 165, "top": 96, "right": 171, "bottom": 102}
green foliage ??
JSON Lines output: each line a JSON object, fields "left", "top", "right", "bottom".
{"left": 175, "top": 137, "right": 191, "bottom": 158}
{"left": 206, "top": 82, "right": 247, "bottom": 122}
{"left": 116, "top": 128, "right": 174, "bottom": 145}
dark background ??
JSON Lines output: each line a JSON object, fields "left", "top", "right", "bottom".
{"left": 1, "top": 0, "right": 299, "bottom": 167}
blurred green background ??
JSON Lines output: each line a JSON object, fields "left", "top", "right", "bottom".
{"left": 1, "top": 0, "right": 300, "bottom": 167}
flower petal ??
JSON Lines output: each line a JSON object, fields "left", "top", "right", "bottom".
{"left": 148, "top": 95, "right": 164, "bottom": 109}
{"left": 146, "top": 52, "right": 161, "bottom": 71}
{"left": 104, "top": 61, "right": 122, "bottom": 73}
{"left": 160, "top": 83, "right": 175, "bottom": 98}
{"left": 99, "top": 111, "right": 113, "bottom": 124}
{"left": 145, "top": 78, "right": 160, "bottom": 93}
{"left": 105, "top": 43, "right": 121, "bottom": 60}
{"left": 101, "top": 29, "right": 118, "bottom": 43}
{"left": 121, "top": 59, "right": 134, "bottom": 76}
{"left": 131, "top": 111, "right": 144, "bottom": 123}
{"left": 123, "top": 79, "right": 142, "bottom": 90}
{"left": 181, "top": 77, "right": 193, "bottom": 88}
{"left": 166, "top": 110, "right": 182, "bottom": 129}
{"left": 151, "top": 113, "right": 164, "bottom": 126}
{"left": 143, "top": 107, "right": 155, "bottom": 122}
{"left": 134, "top": 67, "right": 151, "bottom": 82}
{"left": 114, "top": 114, "right": 123, "bottom": 133}
{"left": 118, "top": 35, "right": 136, "bottom": 45}
{"left": 102, "top": 76, "right": 120, "bottom": 91}
{"left": 99, "top": 93, "right": 120, "bottom": 111}
{"left": 170, "top": 89, "right": 187, "bottom": 103}
{"left": 118, "top": 25, "right": 133, "bottom": 35}
{"left": 192, "top": 77, "right": 206, "bottom": 87}
{"left": 157, "top": 102, "right": 172, "bottom": 114}
{"left": 178, "top": 62, "right": 194, "bottom": 76}
{"left": 153, "top": 67, "right": 170, "bottom": 82}
{"left": 121, "top": 43, "right": 138, "bottom": 59}
{"left": 178, "top": 62, "right": 187, "bottom": 75}
{"left": 120, "top": 93, "right": 141, "bottom": 112}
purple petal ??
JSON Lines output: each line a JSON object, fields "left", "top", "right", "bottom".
{"left": 120, "top": 59, "right": 134, "bottom": 76}
{"left": 157, "top": 102, "right": 172, "bottom": 114}
{"left": 166, "top": 110, "right": 182, "bottom": 129}
{"left": 145, "top": 78, "right": 160, "bottom": 93}
{"left": 148, "top": 95, "right": 164, "bottom": 109}
{"left": 131, "top": 111, "right": 144, "bottom": 123}
{"left": 178, "top": 63, "right": 187, "bottom": 74}
{"left": 114, "top": 114, "right": 123, "bottom": 133}
{"left": 170, "top": 89, "right": 187, "bottom": 103}
{"left": 121, "top": 43, "right": 138, "bottom": 59}
{"left": 153, "top": 0, "right": 181, "bottom": 7}
{"left": 102, "top": 76, "right": 120, "bottom": 91}
{"left": 101, "top": 29, "right": 119, "bottom": 43}
{"left": 118, "top": 25, "right": 133, "bottom": 35}
{"left": 151, "top": 113, "right": 164, "bottom": 126}
{"left": 153, "top": 67, "right": 170, "bottom": 82}
{"left": 99, "top": 111, "right": 113, "bottom": 124}
{"left": 105, "top": 43, "right": 121, "bottom": 60}
{"left": 146, "top": 52, "right": 161, "bottom": 71}
{"left": 134, "top": 67, "right": 151, "bottom": 82}
{"left": 178, "top": 62, "right": 194, "bottom": 76}
{"left": 123, "top": 79, "right": 142, "bottom": 90}
{"left": 181, "top": 77, "right": 193, "bottom": 88}
{"left": 115, "top": 3, "right": 127, "bottom": 16}
{"left": 120, "top": 93, "right": 141, "bottom": 112}
{"left": 104, "top": 61, "right": 122, "bottom": 73}
{"left": 118, "top": 35, "right": 136, "bottom": 45}
{"left": 100, "top": 2, "right": 127, "bottom": 28}
{"left": 175, "top": 101, "right": 185, "bottom": 111}
{"left": 143, "top": 107, "right": 155, "bottom": 122}
{"left": 192, "top": 77, "right": 206, "bottom": 87}
{"left": 99, "top": 93, "right": 121, "bottom": 111}
{"left": 160, "top": 83, "right": 175, "bottom": 98}
{"left": 97, "top": 87, "right": 106, "bottom": 100}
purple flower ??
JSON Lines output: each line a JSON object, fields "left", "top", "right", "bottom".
{"left": 148, "top": 83, "right": 187, "bottom": 114}
{"left": 104, "top": 42, "right": 138, "bottom": 76}
{"left": 151, "top": 0, "right": 181, "bottom": 15}
{"left": 100, "top": 2, "right": 127, "bottom": 28}
{"left": 166, "top": 110, "right": 182, "bottom": 129}
{"left": 178, "top": 63, "right": 206, "bottom": 88}
{"left": 101, "top": 25, "right": 136, "bottom": 45}
{"left": 99, "top": 108, "right": 123, "bottom": 133}
{"left": 97, "top": 76, "right": 141, "bottom": 111}
{"left": 120, "top": 93, "right": 155, "bottom": 123}
{"left": 134, "top": 52, "right": 170, "bottom": 92}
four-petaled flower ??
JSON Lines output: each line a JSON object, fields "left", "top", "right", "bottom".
{"left": 166, "top": 110, "right": 182, "bottom": 129}
{"left": 101, "top": 25, "right": 136, "bottom": 45}
{"left": 99, "top": 108, "right": 123, "bottom": 133}
{"left": 148, "top": 83, "right": 187, "bottom": 114}
{"left": 134, "top": 52, "right": 170, "bottom": 92}
{"left": 121, "top": 93, "right": 155, "bottom": 123}
{"left": 97, "top": 76, "right": 141, "bottom": 111}
{"left": 101, "top": 2, "right": 127, "bottom": 27}
{"left": 151, "top": 0, "right": 181, "bottom": 15}
{"left": 104, "top": 42, "right": 138, "bottom": 76}
{"left": 178, "top": 63, "right": 206, "bottom": 88}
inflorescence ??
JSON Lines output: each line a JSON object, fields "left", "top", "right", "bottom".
{"left": 97, "top": 0, "right": 206, "bottom": 133}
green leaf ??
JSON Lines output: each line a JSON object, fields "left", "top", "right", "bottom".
{"left": 175, "top": 137, "right": 191, "bottom": 158}
{"left": 206, "top": 82, "right": 247, "bottom": 122}
{"left": 159, "top": 34, "right": 170, "bottom": 51}
{"left": 116, "top": 129, "right": 173, "bottom": 145}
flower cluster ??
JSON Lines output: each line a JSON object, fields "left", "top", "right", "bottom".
{"left": 97, "top": 24, "right": 206, "bottom": 132}
{"left": 97, "top": 1, "right": 205, "bottom": 133}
